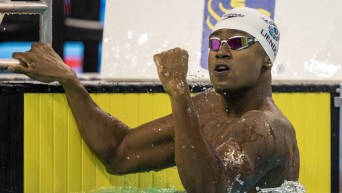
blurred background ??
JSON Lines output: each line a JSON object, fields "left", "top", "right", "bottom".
{"left": 0, "top": 0, "right": 106, "bottom": 73}
{"left": 1, "top": 0, "right": 342, "bottom": 81}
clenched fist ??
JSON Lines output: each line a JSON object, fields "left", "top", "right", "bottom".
{"left": 153, "top": 48, "right": 189, "bottom": 96}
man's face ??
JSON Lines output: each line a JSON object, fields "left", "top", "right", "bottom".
{"left": 208, "top": 29, "right": 268, "bottom": 94}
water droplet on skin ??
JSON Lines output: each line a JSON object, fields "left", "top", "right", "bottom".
{"left": 235, "top": 174, "right": 244, "bottom": 185}
{"left": 176, "top": 81, "right": 185, "bottom": 94}
{"left": 223, "top": 150, "right": 245, "bottom": 169}
{"left": 265, "top": 123, "right": 276, "bottom": 140}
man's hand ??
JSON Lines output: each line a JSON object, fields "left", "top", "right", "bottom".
{"left": 153, "top": 48, "right": 189, "bottom": 96}
{"left": 10, "top": 42, "right": 76, "bottom": 84}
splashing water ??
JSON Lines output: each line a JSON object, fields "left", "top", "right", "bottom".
{"left": 256, "top": 181, "right": 306, "bottom": 193}
{"left": 226, "top": 174, "right": 245, "bottom": 193}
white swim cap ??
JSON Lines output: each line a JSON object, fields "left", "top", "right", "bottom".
{"left": 212, "top": 7, "right": 280, "bottom": 63}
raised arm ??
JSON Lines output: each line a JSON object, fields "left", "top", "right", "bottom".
{"left": 10, "top": 43, "right": 176, "bottom": 174}
{"left": 154, "top": 48, "right": 224, "bottom": 192}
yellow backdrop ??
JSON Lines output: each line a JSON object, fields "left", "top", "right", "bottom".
{"left": 24, "top": 93, "right": 330, "bottom": 193}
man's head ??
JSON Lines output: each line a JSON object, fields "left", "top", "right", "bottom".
{"left": 208, "top": 7, "right": 279, "bottom": 94}
{"left": 212, "top": 7, "right": 280, "bottom": 64}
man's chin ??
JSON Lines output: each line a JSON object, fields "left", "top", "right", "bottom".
{"left": 213, "top": 86, "right": 230, "bottom": 95}
{"left": 213, "top": 85, "right": 245, "bottom": 96}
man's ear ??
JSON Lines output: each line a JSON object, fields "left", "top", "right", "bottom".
{"left": 263, "top": 55, "right": 272, "bottom": 68}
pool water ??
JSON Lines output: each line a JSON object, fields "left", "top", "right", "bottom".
{"left": 90, "top": 181, "right": 305, "bottom": 193}
{"left": 256, "top": 181, "right": 306, "bottom": 193}
{"left": 91, "top": 187, "right": 184, "bottom": 193}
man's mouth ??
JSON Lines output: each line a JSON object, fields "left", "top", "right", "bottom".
{"left": 215, "top": 64, "right": 230, "bottom": 72}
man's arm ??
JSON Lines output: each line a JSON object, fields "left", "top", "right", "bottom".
{"left": 10, "top": 43, "right": 176, "bottom": 174}
{"left": 154, "top": 48, "right": 225, "bottom": 192}
{"left": 60, "top": 76, "right": 177, "bottom": 174}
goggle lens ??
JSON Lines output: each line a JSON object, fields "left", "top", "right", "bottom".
{"left": 209, "top": 36, "right": 257, "bottom": 51}
{"left": 209, "top": 39, "right": 221, "bottom": 51}
{"left": 228, "top": 37, "right": 244, "bottom": 49}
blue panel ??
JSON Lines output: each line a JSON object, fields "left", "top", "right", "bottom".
{"left": 0, "top": 42, "right": 32, "bottom": 58}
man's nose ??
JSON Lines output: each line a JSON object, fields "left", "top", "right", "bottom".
{"left": 215, "top": 42, "right": 232, "bottom": 59}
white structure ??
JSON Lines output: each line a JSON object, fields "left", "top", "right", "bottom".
{"left": 101, "top": 0, "right": 342, "bottom": 81}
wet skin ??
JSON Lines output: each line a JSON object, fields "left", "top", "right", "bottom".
{"left": 10, "top": 29, "right": 299, "bottom": 193}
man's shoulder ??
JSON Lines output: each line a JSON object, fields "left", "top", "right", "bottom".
{"left": 192, "top": 88, "right": 222, "bottom": 103}
{"left": 244, "top": 98, "right": 292, "bottom": 126}
{"left": 236, "top": 108, "right": 293, "bottom": 133}
{"left": 192, "top": 88, "right": 223, "bottom": 110}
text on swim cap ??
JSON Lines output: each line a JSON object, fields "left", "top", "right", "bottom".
{"left": 221, "top": 13, "right": 245, "bottom": 21}
{"left": 261, "top": 29, "right": 277, "bottom": 56}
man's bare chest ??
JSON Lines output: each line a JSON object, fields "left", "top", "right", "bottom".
{"left": 199, "top": 112, "right": 237, "bottom": 148}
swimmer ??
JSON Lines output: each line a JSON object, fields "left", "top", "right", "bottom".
{"left": 9, "top": 7, "right": 299, "bottom": 193}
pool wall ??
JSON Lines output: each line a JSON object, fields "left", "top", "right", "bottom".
{"left": 0, "top": 81, "right": 338, "bottom": 193}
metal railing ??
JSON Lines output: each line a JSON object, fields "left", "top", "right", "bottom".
{"left": 334, "top": 84, "right": 342, "bottom": 192}
{"left": 0, "top": 0, "right": 52, "bottom": 70}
